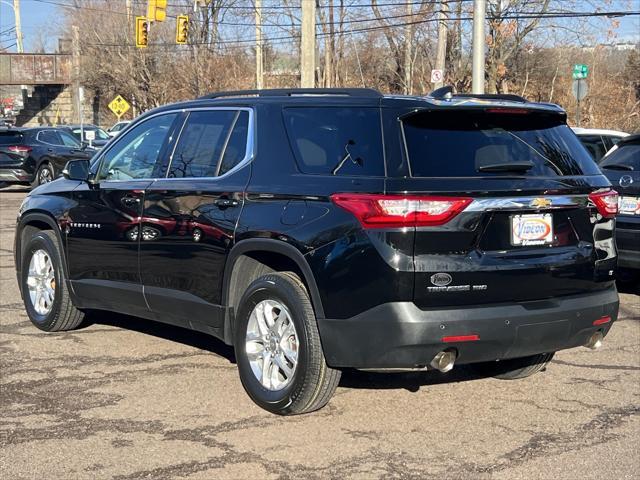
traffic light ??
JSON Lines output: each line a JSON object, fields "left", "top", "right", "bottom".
{"left": 176, "top": 15, "right": 189, "bottom": 45}
{"left": 135, "top": 17, "right": 149, "bottom": 48}
{"left": 147, "top": 0, "right": 167, "bottom": 23}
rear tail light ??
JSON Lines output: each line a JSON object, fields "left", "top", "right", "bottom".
{"left": 330, "top": 193, "right": 472, "bottom": 228}
{"left": 588, "top": 189, "right": 618, "bottom": 218}
{"left": 7, "top": 145, "right": 32, "bottom": 157}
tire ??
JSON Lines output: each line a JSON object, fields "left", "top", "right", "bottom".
{"left": 234, "top": 272, "right": 341, "bottom": 415}
{"left": 20, "top": 230, "right": 84, "bottom": 332}
{"left": 31, "top": 162, "right": 54, "bottom": 188}
{"left": 471, "top": 352, "right": 555, "bottom": 380}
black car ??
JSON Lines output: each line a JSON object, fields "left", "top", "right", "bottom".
{"left": 600, "top": 134, "right": 640, "bottom": 275}
{"left": 14, "top": 88, "right": 620, "bottom": 415}
{"left": 0, "top": 126, "right": 93, "bottom": 187}
{"left": 59, "top": 124, "right": 112, "bottom": 149}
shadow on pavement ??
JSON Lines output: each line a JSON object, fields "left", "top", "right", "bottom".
{"left": 82, "top": 310, "right": 236, "bottom": 364}
{"left": 83, "top": 310, "right": 495, "bottom": 392}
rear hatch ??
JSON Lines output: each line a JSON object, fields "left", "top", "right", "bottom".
{"left": 394, "top": 106, "right": 617, "bottom": 308}
{"left": 0, "top": 130, "right": 27, "bottom": 167}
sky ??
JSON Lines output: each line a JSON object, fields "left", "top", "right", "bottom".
{"left": 1, "top": 0, "right": 639, "bottom": 53}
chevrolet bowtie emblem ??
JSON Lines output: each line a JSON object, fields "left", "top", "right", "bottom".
{"left": 530, "top": 198, "right": 552, "bottom": 208}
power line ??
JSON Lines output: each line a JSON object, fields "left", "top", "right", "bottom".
{"left": 82, "top": 10, "right": 640, "bottom": 49}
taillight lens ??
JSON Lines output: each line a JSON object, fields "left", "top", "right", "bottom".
{"left": 7, "top": 145, "right": 32, "bottom": 157}
{"left": 588, "top": 189, "right": 618, "bottom": 218}
{"left": 330, "top": 193, "right": 472, "bottom": 228}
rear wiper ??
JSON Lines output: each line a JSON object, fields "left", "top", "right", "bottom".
{"left": 602, "top": 164, "right": 633, "bottom": 171}
{"left": 478, "top": 160, "right": 534, "bottom": 173}
{"left": 331, "top": 140, "right": 362, "bottom": 175}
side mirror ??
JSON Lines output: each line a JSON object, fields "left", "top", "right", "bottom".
{"left": 63, "top": 159, "right": 90, "bottom": 182}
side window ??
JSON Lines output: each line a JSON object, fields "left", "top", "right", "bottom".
{"left": 578, "top": 135, "right": 607, "bottom": 161}
{"left": 38, "top": 130, "right": 62, "bottom": 145}
{"left": 59, "top": 131, "right": 81, "bottom": 147}
{"left": 98, "top": 113, "right": 177, "bottom": 181}
{"left": 283, "top": 107, "right": 385, "bottom": 176}
{"left": 167, "top": 110, "right": 238, "bottom": 178}
{"left": 218, "top": 111, "right": 249, "bottom": 176}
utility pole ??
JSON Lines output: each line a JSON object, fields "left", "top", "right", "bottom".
{"left": 72, "top": 25, "right": 82, "bottom": 125}
{"left": 255, "top": 0, "right": 263, "bottom": 89}
{"left": 126, "top": 0, "right": 132, "bottom": 32}
{"left": 12, "top": 0, "right": 27, "bottom": 103}
{"left": 434, "top": 0, "right": 448, "bottom": 89}
{"left": 472, "top": 0, "right": 486, "bottom": 94}
{"left": 300, "top": 0, "right": 316, "bottom": 88}
{"left": 403, "top": 0, "right": 412, "bottom": 94}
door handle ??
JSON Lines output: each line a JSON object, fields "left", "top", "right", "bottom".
{"left": 47, "top": 148, "right": 54, "bottom": 152}
{"left": 215, "top": 198, "right": 238, "bottom": 208}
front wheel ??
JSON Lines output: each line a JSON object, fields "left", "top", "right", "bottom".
{"left": 21, "top": 230, "right": 84, "bottom": 332}
{"left": 470, "top": 352, "right": 555, "bottom": 380}
{"left": 234, "top": 272, "right": 341, "bottom": 415}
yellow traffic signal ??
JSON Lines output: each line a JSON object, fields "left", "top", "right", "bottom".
{"left": 135, "top": 17, "right": 148, "bottom": 48}
{"left": 176, "top": 15, "right": 189, "bottom": 45}
{"left": 147, "top": 0, "right": 167, "bottom": 23}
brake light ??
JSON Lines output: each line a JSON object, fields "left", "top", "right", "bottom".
{"left": 485, "top": 108, "right": 530, "bottom": 115}
{"left": 588, "top": 190, "right": 618, "bottom": 218}
{"left": 7, "top": 145, "right": 32, "bottom": 157}
{"left": 330, "top": 193, "right": 472, "bottom": 228}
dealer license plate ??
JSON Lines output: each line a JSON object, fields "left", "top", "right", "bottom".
{"left": 511, "top": 214, "right": 554, "bottom": 246}
{"left": 619, "top": 196, "right": 640, "bottom": 215}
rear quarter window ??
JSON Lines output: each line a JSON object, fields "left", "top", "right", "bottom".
{"left": 402, "top": 110, "right": 601, "bottom": 177}
{"left": 283, "top": 107, "right": 385, "bottom": 176}
{"left": 0, "top": 132, "right": 23, "bottom": 145}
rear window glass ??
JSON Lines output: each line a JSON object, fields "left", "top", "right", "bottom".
{"left": 0, "top": 132, "right": 23, "bottom": 145}
{"left": 402, "top": 111, "right": 601, "bottom": 177}
{"left": 600, "top": 143, "right": 640, "bottom": 171}
{"left": 283, "top": 107, "right": 384, "bottom": 176}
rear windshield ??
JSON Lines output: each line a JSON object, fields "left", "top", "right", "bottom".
{"left": 283, "top": 107, "right": 384, "bottom": 176}
{"left": 600, "top": 143, "right": 640, "bottom": 171}
{"left": 402, "top": 110, "right": 601, "bottom": 177}
{"left": 0, "top": 132, "right": 23, "bottom": 145}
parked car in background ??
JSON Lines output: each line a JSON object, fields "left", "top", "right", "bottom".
{"left": 59, "top": 124, "right": 111, "bottom": 150}
{"left": 0, "top": 126, "right": 93, "bottom": 187}
{"left": 14, "top": 88, "right": 620, "bottom": 415}
{"left": 572, "top": 127, "right": 629, "bottom": 162}
{"left": 107, "top": 120, "right": 131, "bottom": 137}
{"left": 599, "top": 134, "right": 640, "bottom": 276}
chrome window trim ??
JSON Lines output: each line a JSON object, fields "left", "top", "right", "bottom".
{"left": 465, "top": 195, "right": 589, "bottom": 212}
{"left": 95, "top": 106, "right": 256, "bottom": 184}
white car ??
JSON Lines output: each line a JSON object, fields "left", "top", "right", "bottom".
{"left": 107, "top": 120, "right": 131, "bottom": 137}
{"left": 572, "top": 127, "right": 629, "bottom": 162}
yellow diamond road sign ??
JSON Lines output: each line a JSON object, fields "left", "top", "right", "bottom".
{"left": 108, "top": 95, "right": 130, "bottom": 118}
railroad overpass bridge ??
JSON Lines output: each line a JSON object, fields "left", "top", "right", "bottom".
{"left": 0, "top": 52, "right": 100, "bottom": 127}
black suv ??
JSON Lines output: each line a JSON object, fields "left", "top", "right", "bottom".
{"left": 599, "top": 134, "right": 640, "bottom": 275}
{"left": 14, "top": 88, "right": 620, "bottom": 415}
{"left": 0, "top": 127, "right": 93, "bottom": 187}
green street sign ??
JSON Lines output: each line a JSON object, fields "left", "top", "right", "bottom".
{"left": 572, "top": 64, "right": 589, "bottom": 80}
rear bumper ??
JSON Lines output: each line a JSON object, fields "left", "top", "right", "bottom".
{"left": 0, "top": 168, "right": 33, "bottom": 183}
{"left": 318, "top": 287, "right": 619, "bottom": 368}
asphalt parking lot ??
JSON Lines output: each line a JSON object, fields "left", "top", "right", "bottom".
{"left": 1, "top": 186, "right": 638, "bottom": 480}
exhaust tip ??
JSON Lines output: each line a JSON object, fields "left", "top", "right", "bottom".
{"left": 430, "top": 350, "right": 456, "bottom": 373}
{"left": 585, "top": 331, "right": 604, "bottom": 350}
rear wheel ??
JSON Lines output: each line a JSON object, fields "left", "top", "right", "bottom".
{"left": 234, "top": 272, "right": 341, "bottom": 415}
{"left": 471, "top": 352, "right": 555, "bottom": 380}
{"left": 21, "top": 230, "right": 84, "bottom": 332}
{"left": 32, "top": 163, "right": 54, "bottom": 187}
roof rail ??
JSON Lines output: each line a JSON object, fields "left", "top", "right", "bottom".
{"left": 199, "top": 88, "right": 383, "bottom": 100}
{"left": 453, "top": 93, "right": 528, "bottom": 103}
